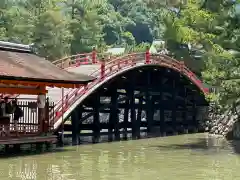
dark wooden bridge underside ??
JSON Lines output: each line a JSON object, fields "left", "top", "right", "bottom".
{"left": 59, "top": 65, "right": 208, "bottom": 144}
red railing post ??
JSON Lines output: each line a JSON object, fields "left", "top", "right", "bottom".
{"left": 145, "top": 46, "right": 150, "bottom": 64}
{"left": 92, "top": 46, "right": 97, "bottom": 64}
{"left": 101, "top": 59, "right": 105, "bottom": 79}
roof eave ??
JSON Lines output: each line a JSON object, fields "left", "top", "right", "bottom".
{"left": 0, "top": 75, "right": 96, "bottom": 86}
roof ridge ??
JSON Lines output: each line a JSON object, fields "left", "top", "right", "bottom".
{"left": 0, "top": 41, "right": 32, "bottom": 53}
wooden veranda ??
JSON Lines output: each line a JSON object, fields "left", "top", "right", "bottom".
{"left": 0, "top": 41, "right": 94, "bottom": 146}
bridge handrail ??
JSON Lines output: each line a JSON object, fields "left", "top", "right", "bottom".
{"left": 52, "top": 51, "right": 122, "bottom": 69}
{"left": 151, "top": 54, "right": 205, "bottom": 91}
{"left": 51, "top": 53, "right": 143, "bottom": 115}
{"left": 52, "top": 52, "right": 93, "bottom": 68}
{"left": 51, "top": 52, "right": 208, "bottom": 126}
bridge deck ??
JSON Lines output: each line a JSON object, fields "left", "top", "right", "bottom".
{"left": 67, "top": 64, "right": 101, "bottom": 75}
{"left": 18, "top": 64, "right": 100, "bottom": 103}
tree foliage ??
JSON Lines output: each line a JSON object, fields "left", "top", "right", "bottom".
{"left": 0, "top": 0, "right": 162, "bottom": 59}
{"left": 1, "top": 0, "right": 240, "bottom": 107}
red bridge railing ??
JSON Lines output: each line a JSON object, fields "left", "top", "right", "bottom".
{"left": 51, "top": 49, "right": 209, "bottom": 129}
{"left": 52, "top": 48, "right": 121, "bottom": 69}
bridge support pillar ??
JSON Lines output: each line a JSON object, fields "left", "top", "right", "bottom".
{"left": 71, "top": 108, "right": 80, "bottom": 145}
{"left": 172, "top": 77, "right": 177, "bottom": 135}
{"left": 159, "top": 78, "right": 165, "bottom": 136}
{"left": 181, "top": 87, "right": 187, "bottom": 134}
{"left": 146, "top": 93, "right": 154, "bottom": 135}
{"left": 146, "top": 72, "right": 154, "bottom": 135}
{"left": 108, "top": 119, "right": 113, "bottom": 142}
{"left": 78, "top": 106, "right": 83, "bottom": 144}
{"left": 192, "top": 95, "right": 198, "bottom": 133}
{"left": 136, "top": 97, "right": 143, "bottom": 139}
{"left": 92, "top": 93, "right": 101, "bottom": 143}
{"left": 109, "top": 90, "right": 120, "bottom": 141}
{"left": 129, "top": 87, "right": 137, "bottom": 139}
{"left": 123, "top": 99, "right": 129, "bottom": 140}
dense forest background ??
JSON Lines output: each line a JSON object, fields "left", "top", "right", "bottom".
{"left": 1, "top": 0, "right": 240, "bottom": 107}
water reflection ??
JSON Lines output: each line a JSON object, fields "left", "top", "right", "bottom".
{"left": 1, "top": 133, "right": 240, "bottom": 180}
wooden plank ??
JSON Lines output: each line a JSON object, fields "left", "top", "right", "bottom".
{"left": 0, "top": 135, "right": 57, "bottom": 145}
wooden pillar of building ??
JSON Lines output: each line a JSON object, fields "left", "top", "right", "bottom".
{"left": 136, "top": 97, "right": 143, "bottom": 139}
{"left": 123, "top": 99, "right": 129, "bottom": 140}
{"left": 44, "top": 97, "right": 50, "bottom": 133}
{"left": 37, "top": 92, "right": 46, "bottom": 134}
{"left": 92, "top": 93, "right": 101, "bottom": 143}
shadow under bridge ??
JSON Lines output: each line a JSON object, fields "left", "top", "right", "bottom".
{"left": 63, "top": 65, "right": 209, "bottom": 144}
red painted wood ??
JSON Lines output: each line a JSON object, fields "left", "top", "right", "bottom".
{"left": 51, "top": 52, "right": 209, "bottom": 129}
{"left": 145, "top": 47, "right": 150, "bottom": 64}
{"left": 7, "top": 49, "right": 208, "bottom": 130}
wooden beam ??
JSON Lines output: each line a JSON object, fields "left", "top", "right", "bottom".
{"left": 0, "top": 80, "right": 83, "bottom": 88}
{"left": 0, "top": 87, "right": 47, "bottom": 95}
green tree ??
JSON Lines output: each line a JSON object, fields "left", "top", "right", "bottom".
{"left": 157, "top": 0, "right": 240, "bottom": 106}
{"left": 33, "top": 9, "right": 72, "bottom": 60}
{"left": 64, "top": 0, "right": 105, "bottom": 53}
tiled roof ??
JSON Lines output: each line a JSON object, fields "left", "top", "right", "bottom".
{"left": 0, "top": 49, "right": 95, "bottom": 84}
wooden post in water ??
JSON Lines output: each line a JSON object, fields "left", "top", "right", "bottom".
{"left": 159, "top": 76, "right": 165, "bottom": 136}
{"left": 71, "top": 107, "right": 79, "bottom": 145}
{"left": 192, "top": 94, "right": 198, "bottom": 133}
{"left": 108, "top": 105, "right": 113, "bottom": 142}
{"left": 78, "top": 105, "right": 83, "bottom": 144}
{"left": 123, "top": 99, "right": 129, "bottom": 140}
{"left": 111, "top": 89, "right": 120, "bottom": 141}
{"left": 92, "top": 93, "right": 100, "bottom": 143}
{"left": 129, "top": 85, "right": 136, "bottom": 139}
{"left": 172, "top": 76, "right": 177, "bottom": 135}
{"left": 136, "top": 97, "right": 143, "bottom": 139}
{"left": 181, "top": 87, "right": 187, "bottom": 134}
{"left": 146, "top": 72, "right": 153, "bottom": 135}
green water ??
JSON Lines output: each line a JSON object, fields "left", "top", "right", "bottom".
{"left": 0, "top": 133, "right": 240, "bottom": 180}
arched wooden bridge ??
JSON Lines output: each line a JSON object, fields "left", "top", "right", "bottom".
{"left": 19, "top": 50, "right": 209, "bottom": 143}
